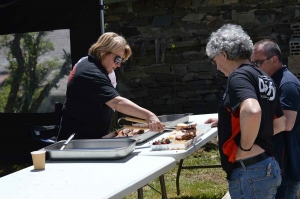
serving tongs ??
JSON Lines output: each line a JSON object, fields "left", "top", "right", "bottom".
{"left": 60, "top": 133, "right": 75, "bottom": 150}
{"left": 118, "top": 117, "right": 176, "bottom": 130}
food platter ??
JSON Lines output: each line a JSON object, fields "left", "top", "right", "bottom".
{"left": 150, "top": 123, "right": 211, "bottom": 151}
{"left": 103, "top": 113, "right": 193, "bottom": 143}
{"left": 151, "top": 138, "right": 193, "bottom": 151}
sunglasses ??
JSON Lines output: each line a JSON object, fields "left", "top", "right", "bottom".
{"left": 110, "top": 52, "right": 125, "bottom": 64}
{"left": 251, "top": 55, "right": 275, "bottom": 67}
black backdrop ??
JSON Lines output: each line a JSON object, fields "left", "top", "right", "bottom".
{"left": 0, "top": 0, "right": 102, "bottom": 65}
{"left": 0, "top": 0, "right": 102, "bottom": 160}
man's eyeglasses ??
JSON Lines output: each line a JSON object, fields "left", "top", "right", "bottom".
{"left": 110, "top": 52, "right": 125, "bottom": 64}
{"left": 252, "top": 55, "right": 275, "bottom": 67}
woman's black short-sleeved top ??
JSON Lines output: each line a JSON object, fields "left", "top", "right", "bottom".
{"left": 218, "top": 64, "right": 284, "bottom": 179}
{"left": 58, "top": 55, "right": 120, "bottom": 140}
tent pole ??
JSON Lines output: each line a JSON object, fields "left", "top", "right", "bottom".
{"left": 100, "top": 0, "right": 105, "bottom": 34}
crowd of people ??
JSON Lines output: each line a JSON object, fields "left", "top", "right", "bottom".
{"left": 57, "top": 24, "right": 300, "bottom": 198}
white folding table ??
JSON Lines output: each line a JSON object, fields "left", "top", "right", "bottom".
{"left": 0, "top": 154, "right": 176, "bottom": 199}
{"left": 135, "top": 113, "right": 220, "bottom": 195}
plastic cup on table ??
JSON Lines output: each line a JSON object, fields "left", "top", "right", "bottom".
{"left": 31, "top": 151, "right": 46, "bottom": 170}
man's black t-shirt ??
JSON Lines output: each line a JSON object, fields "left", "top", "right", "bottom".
{"left": 218, "top": 64, "right": 284, "bottom": 179}
{"left": 272, "top": 66, "right": 300, "bottom": 182}
{"left": 58, "top": 55, "right": 120, "bottom": 140}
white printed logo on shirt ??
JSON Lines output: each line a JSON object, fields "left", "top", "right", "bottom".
{"left": 258, "top": 75, "right": 276, "bottom": 101}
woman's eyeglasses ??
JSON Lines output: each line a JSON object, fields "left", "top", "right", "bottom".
{"left": 251, "top": 55, "right": 275, "bottom": 67}
{"left": 210, "top": 57, "right": 216, "bottom": 65}
{"left": 110, "top": 52, "right": 125, "bottom": 64}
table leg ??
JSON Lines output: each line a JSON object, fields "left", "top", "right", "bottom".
{"left": 159, "top": 175, "right": 167, "bottom": 199}
{"left": 137, "top": 187, "right": 143, "bottom": 199}
{"left": 176, "top": 159, "right": 184, "bottom": 195}
{"left": 176, "top": 159, "right": 221, "bottom": 196}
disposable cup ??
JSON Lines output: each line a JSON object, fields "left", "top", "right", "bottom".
{"left": 31, "top": 151, "right": 46, "bottom": 170}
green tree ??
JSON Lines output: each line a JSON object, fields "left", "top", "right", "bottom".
{"left": 0, "top": 31, "right": 71, "bottom": 113}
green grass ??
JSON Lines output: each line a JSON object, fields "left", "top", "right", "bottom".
{"left": 0, "top": 144, "right": 228, "bottom": 199}
{"left": 124, "top": 146, "right": 228, "bottom": 199}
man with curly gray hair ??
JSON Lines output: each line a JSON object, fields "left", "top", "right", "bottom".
{"left": 205, "top": 24, "right": 286, "bottom": 198}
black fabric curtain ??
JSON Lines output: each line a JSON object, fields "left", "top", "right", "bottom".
{"left": 0, "top": 0, "right": 102, "bottom": 65}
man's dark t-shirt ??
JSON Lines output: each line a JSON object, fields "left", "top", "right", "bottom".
{"left": 272, "top": 65, "right": 300, "bottom": 183}
{"left": 58, "top": 55, "right": 119, "bottom": 140}
{"left": 217, "top": 64, "right": 284, "bottom": 179}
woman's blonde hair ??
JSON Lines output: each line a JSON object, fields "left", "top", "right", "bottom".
{"left": 88, "top": 32, "right": 132, "bottom": 61}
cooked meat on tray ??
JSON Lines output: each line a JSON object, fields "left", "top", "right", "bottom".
{"left": 179, "top": 133, "right": 195, "bottom": 140}
{"left": 115, "top": 129, "right": 145, "bottom": 137}
{"left": 152, "top": 138, "right": 171, "bottom": 145}
{"left": 176, "top": 123, "right": 197, "bottom": 135}
{"left": 170, "top": 123, "right": 197, "bottom": 138}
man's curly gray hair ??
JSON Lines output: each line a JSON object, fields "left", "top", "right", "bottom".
{"left": 206, "top": 24, "right": 253, "bottom": 61}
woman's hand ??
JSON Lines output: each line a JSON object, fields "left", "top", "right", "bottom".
{"left": 204, "top": 118, "right": 218, "bottom": 127}
{"left": 107, "top": 96, "right": 165, "bottom": 132}
{"left": 205, "top": 118, "right": 219, "bottom": 143}
{"left": 147, "top": 114, "right": 165, "bottom": 132}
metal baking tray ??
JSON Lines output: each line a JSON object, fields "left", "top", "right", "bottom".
{"left": 41, "top": 138, "right": 137, "bottom": 160}
{"left": 102, "top": 113, "right": 192, "bottom": 143}
{"left": 102, "top": 128, "right": 159, "bottom": 144}
{"left": 158, "top": 113, "right": 193, "bottom": 127}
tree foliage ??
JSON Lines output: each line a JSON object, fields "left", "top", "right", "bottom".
{"left": 0, "top": 32, "right": 71, "bottom": 113}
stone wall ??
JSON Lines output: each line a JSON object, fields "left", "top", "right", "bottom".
{"left": 104, "top": 0, "right": 300, "bottom": 115}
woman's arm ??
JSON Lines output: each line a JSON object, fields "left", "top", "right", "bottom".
{"left": 238, "top": 98, "right": 262, "bottom": 151}
{"left": 106, "top": 96, "right": 164, "bottom": 132}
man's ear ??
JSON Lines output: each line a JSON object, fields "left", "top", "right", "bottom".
{"left": 222, "top": 51, "right": 227, "bottom": 60}
{"left": 272, "top": 55, "right": 278, "bottom": 63}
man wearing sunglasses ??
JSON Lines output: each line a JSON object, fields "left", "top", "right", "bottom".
{"left": 57, "top": 32, "right": 164, "bottom": 141}
{"left": 252, "top": 39, "right": 300, "bottom": 199}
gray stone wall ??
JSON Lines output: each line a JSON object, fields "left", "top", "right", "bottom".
{"left": 104, "top": 0, "right": 300, "bottom": 115}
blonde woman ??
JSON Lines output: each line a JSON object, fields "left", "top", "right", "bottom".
{"left": 57, "top": 32, "right": 164, "bottom": 140}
